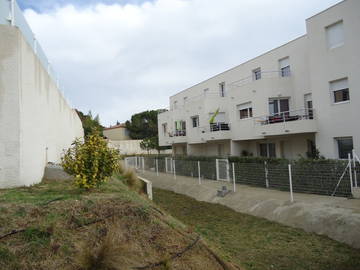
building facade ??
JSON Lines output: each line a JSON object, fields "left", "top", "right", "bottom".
{"left": 158, "top": 0, "right": 360, "bottom": 159}
{"left": 103, "top": 124, "right": 131, "bottom": 141}
{"left": 0, "top": 0, "right": 83, "bottom": 188}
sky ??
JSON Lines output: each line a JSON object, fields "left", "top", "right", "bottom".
{"left": 18, "top": 0, "right": 342, "bottom": 126}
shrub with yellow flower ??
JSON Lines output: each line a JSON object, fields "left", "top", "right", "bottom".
{"left": 61, "top": 134, "right": 120, "bottom": 189}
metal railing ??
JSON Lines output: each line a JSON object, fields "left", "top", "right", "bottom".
{"left": 125, "top": 156, "right": 354, "bottom": 198}
{"left": 210, "top": 122, "right": 230, "bottom": 132}
{"left": 229, "top": 70, "right": 291, "bottom": 88}
{"left": 254, "top": 108, "right": 314, "bottom": 126}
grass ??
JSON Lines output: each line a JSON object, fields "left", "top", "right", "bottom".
{"left": 153, "top": 188, "right": 360, "bottom": 270}
{"left": 0, "top": 177, "right": 233, "bottom": 270}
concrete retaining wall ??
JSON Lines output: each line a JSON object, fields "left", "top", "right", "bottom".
{"left": 0, "top": 25, "right": 83, "bottom": 188}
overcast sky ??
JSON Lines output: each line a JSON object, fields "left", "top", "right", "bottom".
{"left": 19, "top": 0, "right": 341, "bottom": 126}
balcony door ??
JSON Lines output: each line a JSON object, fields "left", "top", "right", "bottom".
{"left": 269, "top": 98, "right": 289, "bottom": 116}
{"left": 304, "top": 94, "right": 313, "bottom": 119}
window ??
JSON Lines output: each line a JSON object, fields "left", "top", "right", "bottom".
{"left": 237, "top": 102, "right": 253, "bottom": 119}
{"left": 259, "top": 143, "right": 276, "bottom": 158}
{"left": 279, "top": 57, "right": 290, "bottom": 77}
{"left": 204, "top": 88, "right": 209, "bottom": 95}
{"left": 183, "top": 97, "right": 188, "bottom": 104}
{"left": 191, "top": 116, "right": 199, "bottom": 128}
{"left": 253, "top": 68, "right": 261, "bottom": 80}
{"left": 173, "top": 101, "right": 178, "bottom": 109}
{"left": 304, "top": 93, "right": 313, "bottom": 119}
{"left": 162, "top": 123, "right": 167, "bottom": 135}
{"left": 219, "top": 82, "right": 225, "bottom": 97}
{"left": 336, "top": 137, "right": 353, "bottom": 159}
{"left": 269, "top": 98, "right": 289, "bottom": 115}
{"left": 326, "top": 21, "right": 344, "bottom": 49}
{"left": 330, "top": 78, "right": 349, "bottom": 103}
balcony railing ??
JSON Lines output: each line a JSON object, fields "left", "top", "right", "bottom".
{"left": 168, "top": 130, "right": 186, "bottom": 137}
{"left": 254, "top": 109, "right": 314, "bottom": 126}
{"left": 229, "top": 70, "right": 291, "bottom": 88}
{"left": 210, "top": 122, "right": 230, "bottom": 132}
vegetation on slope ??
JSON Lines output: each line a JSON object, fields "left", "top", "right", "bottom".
{"left": 153, "top": 188, "right": 360, "bottom": 270}
{"left": 0, "top": 177, "right": 238, "bottom": 270}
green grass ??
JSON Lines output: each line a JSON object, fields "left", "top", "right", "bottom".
{"left": 153, "top": 188, "right": 360, "bottom": 270}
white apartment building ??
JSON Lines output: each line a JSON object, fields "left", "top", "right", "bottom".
{"left": 158, "top": 0, "right": 360, "bottom": 159}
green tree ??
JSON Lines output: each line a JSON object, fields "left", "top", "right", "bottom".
{"left": 126, "top": 109, "right": 168, "bottom": 153}
{"left": 125, "top": 110, "right": 162, "bottom": 139}
{"left": 76, "top": 110, "right": 104, "bottom": 137}
{"left": 140, "top": 136, "right": 160, "bottom": 154}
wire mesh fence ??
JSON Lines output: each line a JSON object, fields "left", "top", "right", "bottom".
{"left": 124, "top": 156, "right": 356, "bottom": 198}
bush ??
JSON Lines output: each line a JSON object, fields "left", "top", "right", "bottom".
{"left": 61, "top": 134, "right": 120, "bottom": 189}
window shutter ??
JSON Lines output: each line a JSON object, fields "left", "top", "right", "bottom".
{"left": 326, "top": 21, "right": 344, "bottom": 49}
{"left": 330, "top": 78, "right": 348, "bottom": 91}
{"left": 236, "top": 102, "right": 252, "bottom": 110}
{"left": 279, "top": 57, "right": 290, "bottom": 69}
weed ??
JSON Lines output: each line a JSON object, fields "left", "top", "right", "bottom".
{"left": 75, "top": 228, "right": 124, "bottom": 270}
{"left": 22, "top": 227, "right": 51, "bottom": 246}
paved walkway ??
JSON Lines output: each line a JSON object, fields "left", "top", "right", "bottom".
{"left": 138, "top": 170, "right": 360, "bottom": 248}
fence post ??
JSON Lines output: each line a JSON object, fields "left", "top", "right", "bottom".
{"left": 232, "top": 163, "right": 236, "bottom": 192}
{"left": 142, "top": 157, "right": 145, "bottom": 173}
{"left": 198, "top": 161, "right": 201, "bottom": 185}
{"left": 353, "top": 149, "right": 358, "bottom": 188}
{"left": 156, "top": 159, "right": 159, "bottom": 176}
{"left": 173, "top": 159, "right": 176, "bottom": 179}
{"left": 264, "top": 161, "right": 269, "bottom": 188}
{"left": 288, "top": 164, "right": 294, "bottom": 203}
{"left": 349, "top": 153, "right": 354, "bottom": 195}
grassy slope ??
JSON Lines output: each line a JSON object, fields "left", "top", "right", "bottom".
{"left": 0, "top": 178, "right": 235, "bottom": 270}
{"left": 153, "top": 188, "right": 360, "bottom": 270}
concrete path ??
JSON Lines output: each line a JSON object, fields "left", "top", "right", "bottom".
{"left": 138, "top": 170, "right": 360, "bottom": 249}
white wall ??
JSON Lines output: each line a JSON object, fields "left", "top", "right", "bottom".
{"left": 0, "top": 25, "right": 21, "bottom": 187}
{"left": 306, "top": 0, "right": 360, "bottom": 158}
{"left": 109, "top": 139, "right": 171, "bottom": 155}
{"left": 0, "top": 25, "right": 83, "bottom": 188}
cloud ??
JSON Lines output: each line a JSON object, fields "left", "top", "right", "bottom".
{"left": 24, "top": 0, "right": 341, "bottom": 126}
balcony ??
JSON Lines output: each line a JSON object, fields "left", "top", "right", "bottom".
{"left": 196, "top": 122, "right": 231, "bottom": 142}
{"left": 254, "top": 109, "right": 317, "bottom": 137}
{"left": 210, "top": 123, "right": 230, "bottom": 132}
{"left": 167, "top": 130, "right": 187, "bottom": 144}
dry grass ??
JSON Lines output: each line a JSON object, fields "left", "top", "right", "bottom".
{"left": 121, "top": 169, "right": 146, "bottom": 195}
{"left": 0, "top": 178, "right": 232, "bottom": 270}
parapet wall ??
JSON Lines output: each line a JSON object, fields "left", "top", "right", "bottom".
{"left": 0, "top": 25, "right": 83, "bottom": 188}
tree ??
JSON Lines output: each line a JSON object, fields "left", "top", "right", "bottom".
{"left": 76, "top": 110, "right": 104, "bottom": 137}
{"left": 125, "top": 110, "right": 160, "bottom": 139}
{"left": 140, "top": 136, "right": 160, "bottom": 154}
{"left": 126, "top": 109, "right": 168, "bottom": 153}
